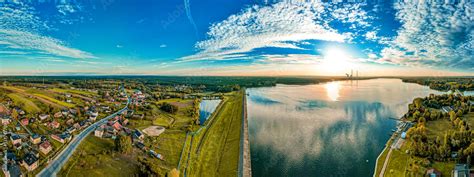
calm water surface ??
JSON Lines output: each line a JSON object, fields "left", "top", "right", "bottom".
{"left": 246, "top": 79, "right": 444, "bottom": 177}
{"left": 199, "top": 99, "right": 221, "bottom": 125}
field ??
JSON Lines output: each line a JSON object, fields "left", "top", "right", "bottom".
{"left": 184, "top": 91, "right": 243, "bottom": 177}
{"left": 58, "top": 136, "right": 140, "bottom": 177}
{"left": 7, "top": 93, "right": 41, "bottom": 113}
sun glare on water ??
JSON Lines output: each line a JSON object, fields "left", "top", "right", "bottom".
{"left": 325, "top": 81, "right": 341, "bottom": 101}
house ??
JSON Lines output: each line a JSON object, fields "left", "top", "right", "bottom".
{"left": 67, "top": 126, "right": 76, "bottom": 133}
{"left": 39, "top": 141, "right": 52, "bottom": 155}
{"left": 60, "top": 133, "right": 72, "bottom": 142}
{"left": 112, "top": 122, "right": 122, "bottom": 131}
{"left": 135, "top": 142, "right": 145, "bottom": 149}
{"left": 66, "top": 99, "right": 72, "bottom": 103}
{"left": 30, "top": 134, "right": 41, "bottom": 145}
{"left": 94, "top": 127, "right": 104, "bottom": 138}
{"left": 425, "top": 168, "right": 441, "bottom": 177}
{"left": 453, "top": 164, "right": 469, "bottom": 177}
{"left": 133, "top": 130, "right": 144, "bottom": 140}
{"left": 66, "top": 118, "right": 74, "bottom": 125}
{"left": 21, "top": 118, "right": 29, "bottom": 126}
{"left": 54, "top": 112, "right": 62, "bottom": 118}
{"left": 69, "top": 109, "right": 78, "bottom": 115}
{"left": 10, "top": 134, "right": 21, "bottom": 145}
{"left": 50, "top": 120, "right": 60, "bottom": 129}
{"left": 21, "top": 153, "right": 38, "bottom": 171}
{"left": 91, "top": 111, "right": 99, "bottom": 117}
{"left": 51, "top": 134, "right": 67, "bottom": 144}
{"left": 442, "top": 106, "right": 453, "bottom": 113}
{"left": 38, "top": 114, "right": 49, "bottom": 121}
{"left": 1, "top": 116, "right": 11, "bottom": 125}
{"left": 149, "top": 150, "right": 163, "bottom": 160}
{"left": 15, "top": 123, "right": 21, "bottom": 131}
{"left": 61, "top": 109, "right": 69, "bottom": 116}
{"left": 89, "top": 115, "right": 97, "bottom": 121}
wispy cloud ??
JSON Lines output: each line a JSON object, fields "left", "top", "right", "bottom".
{"left": 181, "top": 2, "right": 371, "bottom": 61}
{"left": 379, "top": 1, "right": 474, "bottom": 70}
{"left": 0, "top": 3, "right": 96, "bottom": 59}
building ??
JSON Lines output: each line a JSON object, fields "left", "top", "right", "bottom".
{"left": 133, "top": 130, "right": 144, "bottom": 140}
{"left": 94, "top": 127, "right": 104, "bottom": 138}
{"left": 112, "top": 122, "right": 122, "bottom": 131}
{"left": 51, "top": 133, "right": 72, "bottom": 144}
{"left": 30, "top": 134, "right": 41, "bottom": 145}
{"left": 39, "top": 141, "right": 52, "bottom": 155}
{"left": 89, "top": 115, "right": 97, "bottom": 121}
{"left": 10, "top": 134, "right": 21, "bottom": 145}
{"left": 453, "top": 164, "right": 469, "bottom": 177}
{"left": 20, "top": 118, "right": 29, "bottom": 126}
{"left": 425, "top": 168, "right": 441, "bottom": 177}
{"left": 21, "top": 153, "right": 38, "bottom": 172}
{"left": 38, "top": 114, "right": 49, "bottom": 121}
{"left": 50, "top": 120, "right": 60, "bottom": 129}
{"left": 1, "top": 116, "right": 11, "bottom": 125}
{"left": 54, "top": 112, "right": 62, "bottom": 118}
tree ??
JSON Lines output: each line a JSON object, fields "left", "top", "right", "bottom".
{"left": 167, "top": 168, "right": 179, "bottom": 177}
{"left": 11, "top": 109, "right": 18, "bottom": 119}
{"left": 449, "top": 111, "right": 456, "bottom": 122}
{"left": 115, "top": 134, "right": 132, "bottom": 154}
{"left": 160, "top": 102, "right": 178, "bottom": 114}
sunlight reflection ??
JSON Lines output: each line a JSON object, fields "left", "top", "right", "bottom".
{"left": 325, "top": 82, "right": 340, "bottom": 101}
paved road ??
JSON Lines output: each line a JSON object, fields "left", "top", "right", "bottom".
{"left": 238, "top": 91, "right": 252, "bottom": 177}
{"left": 37, "top": 97, "right": 130, "bottom": 177}
{"left": 378, "top": 148, "right": 393, "bottom": 177}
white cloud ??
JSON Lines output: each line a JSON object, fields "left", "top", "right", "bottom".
{"left": 379, "top": 1, "right": 474, "bottom": 70}
{"left": 0, "top": 3, "right": 95, "bottom": 59}
{"left": 181, "top": 2, "right": 371, "bottom": 61}
{"left": 0, "top": 29, "right": 95, "bottom": 59}
{"left": 258, "top": 54, "right": 323, "bottom": 64}
{"left": 159, "top": 44, "right": 167, "bottom": 48}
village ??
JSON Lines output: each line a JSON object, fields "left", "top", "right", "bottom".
{"left": 0, "top": 81, "right": 155, "bottom": 176}
{"left": 0, "top": 77, "right": 242, "bottom": 177}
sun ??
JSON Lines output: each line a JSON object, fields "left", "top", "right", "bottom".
{"left": 321, "top": 48, "right": 353, "bottom": 75}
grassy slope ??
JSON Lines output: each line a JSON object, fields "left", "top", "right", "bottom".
{"left": 186, "top": 91, "right": 243, "bottom": 177}
{"left": 57, "top": 136, "right": 140, "bottom": 177}
{"left": 7, "top": 93, "right": 41, "bottom": 113}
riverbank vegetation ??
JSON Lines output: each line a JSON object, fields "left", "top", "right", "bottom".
{"left": 402, "top": 77, "right": 474, "bottom": 91}
{"left": 376, "top": 93, "right": 474, "bottom": 176}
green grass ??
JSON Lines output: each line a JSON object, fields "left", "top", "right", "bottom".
{"left": 185, "top": 91, "right": 243, "bottom": 177}
{"left": 33, "top": 93, "right": 75, "bottom": 108}
{"left": 425, "top": 118, "right": 452, "bottom": 139}
{"left": 58, "top": 136, "right": 140, "bottom": 177}
{"left": 375, "top": 146, "right": 390, "bottom": 176}
{"left": 7, "top": 93, "right": 41, "bottom": 113}
{"left": 50, "top": 88, "right": 97, "bottom": 97}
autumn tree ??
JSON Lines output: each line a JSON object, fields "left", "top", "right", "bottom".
{"left": 115, "top": 134, "right": 132, "bottom": 154}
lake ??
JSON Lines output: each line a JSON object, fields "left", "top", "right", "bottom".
{"left": 246, "top": 79, "right": 444, "bottom": 177}
{"left": 199, "top": 99, "right": 221, "bottom": 125}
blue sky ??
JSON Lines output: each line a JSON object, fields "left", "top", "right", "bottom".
{"left": 0, "top": 0, "right": 473, "bottom": 76}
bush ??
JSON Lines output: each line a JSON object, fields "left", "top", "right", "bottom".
{"left": 160, "top": 102, "right": 178, "bottom": 114}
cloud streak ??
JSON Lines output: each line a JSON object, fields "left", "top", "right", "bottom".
{"left": 181, "top": 2, "right": 371, "bottom": 61}
{"left": 379, "top": 1, "right": 474, "bottom": 70}
{"left": 0, "top": 3, "right": 95, "bottom": 59}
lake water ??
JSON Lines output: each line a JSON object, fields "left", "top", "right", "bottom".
{"left": 199, "top": 99, "right": 221, "bottom": 125}
{"left": 246, "top": 79, "right": 444, "bottom": 177}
